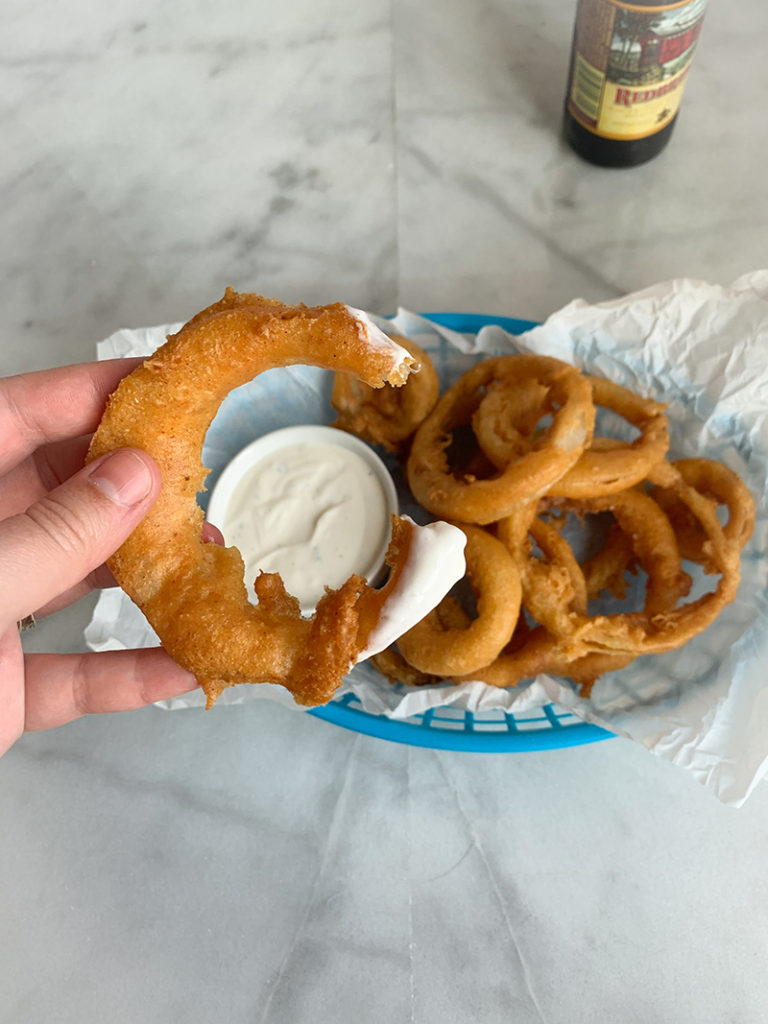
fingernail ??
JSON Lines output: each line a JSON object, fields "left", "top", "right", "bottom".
{"left": 88, "top": 450, "right": 154, "bottom": 507}
{"left": 202, "top": 521, "right": 225, "bottom": 546}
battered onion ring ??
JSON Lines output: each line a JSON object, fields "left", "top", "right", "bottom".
{"left": 551, "top": 492, "right": 690, "bottom": 695}
{"left": 470, "top": 378, "right": 553, "bottom": 461}
{"left": 549, "top": 378, "right": 669, "bottom": 498}
{"left": 88, "top": 290, "right": 435, "bottom": 709}
{"left": 581, "top": 523, "right": 637, "bottom": 602}
{"left": 559, "top": 487, "right": 691, "bottom": 620}
{"left": 407, "top": 355, "right": 595, "bottom": 524}
{"left": 497, "top": 502, "right": 587, "bottom": 637}
{"left": 370, "top": 647, "right": 438, "bottom": 688}
{"left": 652, "top": 457, "right": 755, "bottom": 571}
{"left": 571, "top": 460, "right": 742, "bottom": 657}
{"left": 331, "top": 334, "right": 439, "bottom": 452}
{"left": 395, "top": 524, "right": 522, "bottom": 676}
{"left": 475, "top": 376, "right": 668, "bottom": 498}
{"left": 458, "top": 488, "right": 690, "bottom": 689}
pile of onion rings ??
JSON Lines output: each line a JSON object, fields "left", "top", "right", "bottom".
{"left": 335, "top": 344, "right": 756, "bottom": 698}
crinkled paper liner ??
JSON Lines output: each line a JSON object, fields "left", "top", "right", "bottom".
{"left": 85, "top": 273, "right": 768, "bottom": 805}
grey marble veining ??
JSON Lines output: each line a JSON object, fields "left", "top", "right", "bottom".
{"left": 5, "top": 701, "right": 768, "bottom": 1024}
{"left": 3, "top": 0, "right": 768, "bottom": 1021}
{"left": 1, "top": 0, "right": 399, "bottom": 375}
{"left": 394, "top": 0, "right": 768, "bottom": 320}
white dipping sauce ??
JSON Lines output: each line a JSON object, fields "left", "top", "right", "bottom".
{"left": 221, "top": 441, "right": 391, "bottom": 610}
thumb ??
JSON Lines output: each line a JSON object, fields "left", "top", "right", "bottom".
{"left": 0, "top": 448, "right": 161, "bottom": 625}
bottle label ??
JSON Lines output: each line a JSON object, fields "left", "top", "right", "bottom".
{"left": 567, "top": 0, "right": 707, "bottom": 141}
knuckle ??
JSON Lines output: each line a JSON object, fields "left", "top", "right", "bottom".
{"left": 24, "top": 493, "right": 103, "bottom": 558}
{"left": 71, "top": 652, "right": 91, "bottom": 717}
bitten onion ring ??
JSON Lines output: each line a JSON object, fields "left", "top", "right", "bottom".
{"left": 87, "top": 290, "right": 466, "bottom": 709}
{"left": 407, "top": 354, "right": 595, "bottom": 524}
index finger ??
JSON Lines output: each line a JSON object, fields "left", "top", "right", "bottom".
{"left": 0, "top": 358, "right": 144, "bottom": 475}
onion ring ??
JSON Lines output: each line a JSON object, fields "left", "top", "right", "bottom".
{"left": 331, "top": 334, "right": 439, "bottom": 452}
{"left": 373, "top": 592, "right": 477, "bottom": 684}
{"left": 460, "top": 487, "right": 690, "bottom": 689}
{"left": 406, "top": 355, "right": 595, "bottom": 524}
{"left": 497, "top": 502, "right": 588, "bottom": 637}
{"left": 475, "top": 376, "right": 668, "bottom": 499}
{"left": 652, "top": 457, "right": 755, "bottom": 571}
{"left": 552, "top": 490, "right": 690, "bottom": 695}
{"left": 570, "top": 460, "right": 741, "bottom": 657}
{"left": 395, "top": 524, "right": 522, "bottom": 676}
{"left": 581, "top": 523, "right": 637, "bottom": 603}
{"left": 87, "top": 290, "right": 468, "bottom": 708}
{"left": 548, "top": 378, "right": 669, "bottom": 498}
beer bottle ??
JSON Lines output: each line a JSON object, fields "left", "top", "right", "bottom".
{"left": 563, "top": 0, "right": 708, "bottom": 168}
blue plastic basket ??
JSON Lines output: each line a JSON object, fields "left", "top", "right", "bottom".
{"left": 310, "top": 312, "right": 612, "bottom": 752}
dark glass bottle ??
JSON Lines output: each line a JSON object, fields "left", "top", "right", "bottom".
{"left": 563, "top": 0, "right": 708, "bottom": 168}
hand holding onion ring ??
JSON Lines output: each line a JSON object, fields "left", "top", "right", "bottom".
{"left": 93, "top": 291, "right": 755, "bottom": 708}
{"left": 88, "top": 291, "right": 467, "bottom": 708}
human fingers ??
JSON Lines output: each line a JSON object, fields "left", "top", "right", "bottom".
{"left": 0, "top": 448, "right": 161, "bottom": 627}
{"left": 29, "top": 565, "right": 119, "bottom": 619}
{"left": 0, "top": 358, "right": 143, "bottom": 475}
{"left": 0, "top": 436, "right": 93, "bottom": 520}
{"left": 23, "top": 648, "right": 199, "bottom": 732}
{"left": 31, "top": 513, "right": 225, "bottom": 619}
{"left": 0, "top": 626, "right": 24, "bottom": 757}
{"left": 201, "top": 521, "right": 224, "bottom": 545}
{"left": 1, "top": 435, "right": 121, "bottom": 616}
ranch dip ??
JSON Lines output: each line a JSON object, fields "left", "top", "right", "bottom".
{"left": 220, "top": 440, "right": 392, "bottom": 610}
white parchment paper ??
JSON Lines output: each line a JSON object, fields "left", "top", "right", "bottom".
{"left": 85, "top": 273, "right": 768, "bottom": 805}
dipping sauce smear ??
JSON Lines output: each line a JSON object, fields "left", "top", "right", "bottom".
{"left": 220, "top": 440, "right": 392, "bottom": 610}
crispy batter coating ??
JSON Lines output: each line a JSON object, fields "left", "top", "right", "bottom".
{"left": 475, "top": 376, "right": 669, "bottom": 499}
{"left": 332, "top": 334, "right": 439, "bottom": 452}
{"left": 652, "top": 457, "right": 755, "bottom": 570}
{"left": 342, "top": 345, "right": 754, "bottom": 699}
{"left": 407, "top": 355, "right": 595, "bottom": 525}
{"left": 88, "top": 290, "right": 419, "bottom": 708}
{"left": 396, "top": 524, "right": 522, "bottom": 677}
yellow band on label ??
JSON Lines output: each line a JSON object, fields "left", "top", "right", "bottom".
{"left": 568, "top": 0, "right": 706, "bottom": 141}
{"left": 595, "top": 63, "right": 691, "bottom": 138}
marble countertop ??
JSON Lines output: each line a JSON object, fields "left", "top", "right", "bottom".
{"left": 3, "top": 1, "right": 768, "bottom": 1021}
